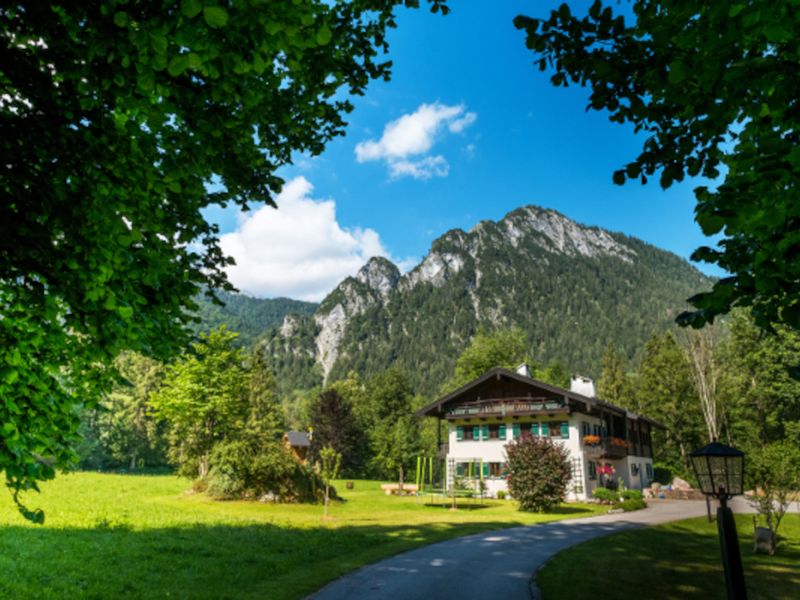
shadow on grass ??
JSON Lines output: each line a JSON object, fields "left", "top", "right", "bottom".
{"left": 537, "top": 518, "right": 800, "bottom": 600}
{"left": 0, "top": 516, "right": 570, "bottom": 600}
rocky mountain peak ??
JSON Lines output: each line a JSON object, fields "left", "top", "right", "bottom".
{"left": 499, "top": 206, "right": 636, "bottom": 262}
{"left": 356, "top": 256, "right": 401, "bottom": 299}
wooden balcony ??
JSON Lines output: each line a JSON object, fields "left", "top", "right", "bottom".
{"left": 583, "top": 437, "right": 629, "bottom": 459}
{"left": 444, "top": 397, "right": 568, "bottom": 420}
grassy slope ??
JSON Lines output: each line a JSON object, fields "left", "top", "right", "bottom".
{"left": 537, "top": 514, "right": 800, "bottom": 600}
{"left": 0, "top": 473, "right": 606, "bottom": 599}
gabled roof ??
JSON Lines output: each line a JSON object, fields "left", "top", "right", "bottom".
{"left": 284, "top": 431, "right": 311, "bottom": 447}
{"left": 415, "top": 367, "right": 665, "bottom": 429}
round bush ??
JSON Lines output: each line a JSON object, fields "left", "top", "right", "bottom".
{"left": 506, "top": 435, "right": 571, "bottom": 512}
{"left": 592, "top": 487, "right": 618, "bottom": 504}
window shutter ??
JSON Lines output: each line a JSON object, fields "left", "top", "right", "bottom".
{"left": 589, "top": 461, "right": 596, "bottom": 480}
{"left": 531, "top": 422, "right": 539, "bottom": 436}
{"left": 541, "top": 422, "right": 550, "bottom": 436}
{"left": 473, "top": 426, "right": 480, "bottom": 440}
{"left": 512, "top": 423, "right": 521, "bottom": 439}
{"left": 483, "top": 462, "right": 489, "bottom": 478}
{"left": 498, "top": 424, "right": 507, "bottom": 439}
{"left": 456, "top": 426, "right": 463, "bottom": 441}
{"left": 560, "top": 422, "right": 569, "bottom": 438}
{"left": 481, "top": 425, "right": 489, "bottom": 440}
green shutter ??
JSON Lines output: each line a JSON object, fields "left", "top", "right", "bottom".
{"left": 456, "top": 426, "right": 463, "bottom": 441}
{"left": 561, "top": 422, "right": 569, "bottom": 438}
{"left": 541, "top": 422, "right": 550, "bottom": 436}
{"left": 588, "top": 461, "right": 596, "bottom": 480}
{"left": 512, "top": 423, "right": 521, "bottom": 439}
{"left": 483, "top": 462, "right": 490, "bottom": 478}
{"left": 473, "top": 426, "right": 480, "bottom": 440}
{"left": 481, "top": 425, "right": 489, "bottom": 440}
{"left": 531, "top": 422, "right": 539, "bottom": 436}
{"left": 499, "top": 424, "right": 507, "bottom": 439}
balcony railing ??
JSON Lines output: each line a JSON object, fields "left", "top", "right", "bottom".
{"left": 583, "top": 436, "right": 629, "bottom": 459}
{"left": 445, "top": 397, "right": 567, "bottom": 419}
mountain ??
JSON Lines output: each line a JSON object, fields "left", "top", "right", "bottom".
{"left": 192, "top": 290, "right": 318, "bottom": 347}
{"left": 263, "top": 205, "right": 712, "bottom": 396}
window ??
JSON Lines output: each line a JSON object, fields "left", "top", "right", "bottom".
{"left": 456, "top": 426, "right": 463, "bottom": 441}
{"left": 487, "top": 424, "right": 507, "bottom": 440}
{"left": 588, "top": 461, "right": 597, "bottom": 480}
{"left": 592, "top": 424, "right": 600, "bottom": 436}
{"left": 541, "top": 422, "right": 550, "bottom": 436}
{"left": 531, "top": 422, "right": 540, "bottom": 436}
{"left": 549, "top": 421, "right": 563, "bottom": 438}
{"left": 645, "top": 463, "right": 654, "bottom": 481}
{"left": 488, "top": 462, "right": 506, "bottom": 478}
{"left": 582, "top": 421, "right": 590, "bottom": 436}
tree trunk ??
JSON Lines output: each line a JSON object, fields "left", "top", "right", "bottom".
{"left": 324, "top": 484, "right": 329, "bottom": 518}
{"left": 398, "top": 464, "right": 404, "bottom": 490}
{"left": 198, "top": 453, "right": 209, "bottom": 478}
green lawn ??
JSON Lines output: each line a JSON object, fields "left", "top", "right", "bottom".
{"left": 0, "top": 472, "right": 605, "bottom": 599}
{"left": 538, "top": 513, "right": 800, "bottom": 600}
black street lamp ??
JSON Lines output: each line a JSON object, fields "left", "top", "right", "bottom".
{"left": 690, "top": 441, "right": 747, "bottom": 600}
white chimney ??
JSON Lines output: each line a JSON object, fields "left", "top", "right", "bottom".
{"left": 516, "top": 363, "right": 531, "bottom": 377}
{"left": 570, "top": 375, "right": 595, "bottom": 397}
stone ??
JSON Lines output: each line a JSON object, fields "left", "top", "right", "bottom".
{"left": 671, "top": 477, "right": 692, "bottom": 491}
{"left": 754, "top": 527, "right": 776, "bottom": 555}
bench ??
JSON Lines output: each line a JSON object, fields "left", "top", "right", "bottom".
{"left": 380, "top": 484, "right": 419, "bottom": 496}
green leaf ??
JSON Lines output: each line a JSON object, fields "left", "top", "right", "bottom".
{"left": 181, "top": 0, "right": 203, "bottom": 19}
{"left": 667, "top": 61, "right": 688, "bottom": 84}
{"left": 728, "top": 5, "right": 746, "bottom": 18}
{"left": 113, "top": 12, "right": 129, "bottom": 28}
{"left": 167, "top": 55, "right": 189, "bottom": 77}
{"left": 316, "top": 25, "right": 333, "bottom": 46}
{"left": 203, "top": 6, "right": 229, "bottom": 29}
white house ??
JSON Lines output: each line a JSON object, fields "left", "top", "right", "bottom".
{"left": 415, "top": 365, "right": 663, "bottom": 500}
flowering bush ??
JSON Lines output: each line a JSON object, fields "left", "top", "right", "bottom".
{"left": 583, "top": 435, "right": 601, "bottom": 445}
{"left": 506, "top": 435, "right": 571, "bottom": 512}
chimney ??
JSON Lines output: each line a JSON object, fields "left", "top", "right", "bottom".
{"left": 570, "top": 375, "right": 595, "bottom": 397}
{"left": 516, "top": 363, "right": 531, "bottom": 378}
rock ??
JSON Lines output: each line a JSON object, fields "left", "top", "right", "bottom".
{"left": 754, "top": 527, "right": 776, "bottom": 555}
{"left": 651, "top": 482, "right": 661, "bottom": 491}
{"left": 671, "top": 477, "right": 692, "bottom": 491}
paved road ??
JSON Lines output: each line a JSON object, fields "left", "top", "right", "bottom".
{"left": 308, "top": 500, "right": 745, "bottom": 600}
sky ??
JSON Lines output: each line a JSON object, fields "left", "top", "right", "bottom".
{"left": 205, "top": 1, "right": 723, "bottom": 302}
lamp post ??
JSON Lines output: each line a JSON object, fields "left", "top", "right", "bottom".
{"left": 689, "top": 441, "right": 747, "bottom": 600}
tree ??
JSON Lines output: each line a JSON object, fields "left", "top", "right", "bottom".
{"left": 1, "top": 0, "right": 448, "bottom": 508}
{"left": 680, "top": 326, "right": 723, "bottom": 442}
{"left": 245, "top": 346, "right": 284, "bottom": 442}
{"left": 514, "top": 1, "right": 800, "bottom": 331}
{"left": 364, "top": 368, "right": 421, "bottom": 482}
{"left": 449, "top": 328, "right": 532, "bottom": 389}
{"left": 506, "top": 435, "right": 571, "bottom": 512}
{"left": 308, "top": 389, "right": 361, "bottom": 475}
{"left": 633, "top": 332, "right": 702, "bottom": 475}
{"left": 150, "top": 327, "right": 250, "bottom": 478}
{"left": 746, "top": 441, "right": 800, "bottom": 553}
{"left": 81, "top": 352, "right": 168, "bottom": 470}
{"left": 319, "top": 446, "right": 342, "bottom": 518}
{"left": 596, "top": 344, "right": 631, "bottom": 406}
{"left": 536, "top": 360, "right": 571, "bottom": 389}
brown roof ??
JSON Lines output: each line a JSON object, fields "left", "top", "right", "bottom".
{"left": 415, "top": 367, "right": 665, "bottom": 429}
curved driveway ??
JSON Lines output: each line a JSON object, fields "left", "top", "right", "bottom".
{"left": 307, "top": 500, "right": 712, "bottom": 600}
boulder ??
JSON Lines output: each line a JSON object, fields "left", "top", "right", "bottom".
{"left": 671, "top": 477, "right": 692, "bottom": 491}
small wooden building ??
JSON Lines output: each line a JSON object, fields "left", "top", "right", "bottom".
{"left": 282, "top": 431, "right": 311, "bottom": 464}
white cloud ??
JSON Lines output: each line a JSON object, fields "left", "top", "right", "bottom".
{"left": 355, "top": 102, "right": 476, "bottom": 180}
{"left": 219, "top": 177, "right": 410, "bottom": 302}
{"left": 389, "top": 155, "right": 449, "bottom": 180}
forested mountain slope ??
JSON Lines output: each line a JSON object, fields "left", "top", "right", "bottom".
{"left": 192, "top": 290, "right": 318, "bottom": 347}
{"left": 260, "top": 205, "right": 711, "bottom": 396}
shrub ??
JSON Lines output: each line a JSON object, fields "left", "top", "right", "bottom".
{"left": 592, "top": 487, "right": 618, "bottom": 504}
{"left": 615, "top": 498, "right": 647, "bottom": 512}
{"left": 620, "top": 489, "right": 643, "bottom": 501}
{"left": 206, "top": 440, "right": 330, "bottom": 503}
{"left": 496, "top": 490, "right": 506, "bottom": 500}
{"left": 506, "top": 435, "right": 571, "bottom": 512}
{"left": 652, "top": 464, "right": 673, "bottom": 485}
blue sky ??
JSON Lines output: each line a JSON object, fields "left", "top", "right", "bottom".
{"left": 208, "top": 1, "right": 722, "bottom": 301}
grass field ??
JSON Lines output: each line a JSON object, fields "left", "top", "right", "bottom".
{"left": 0, "top": 472, "right": 606, "bottom": 599}
{"left": 537, "top": 514, "right": 800, "bottom": 600}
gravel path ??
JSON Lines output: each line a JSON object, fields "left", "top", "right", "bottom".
{"left": 307, "top": 500, "right": 716, "bottom": 600}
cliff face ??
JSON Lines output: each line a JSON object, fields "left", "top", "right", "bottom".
{"left": 263, "top": 205, "right": 711, "bottom": 396}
